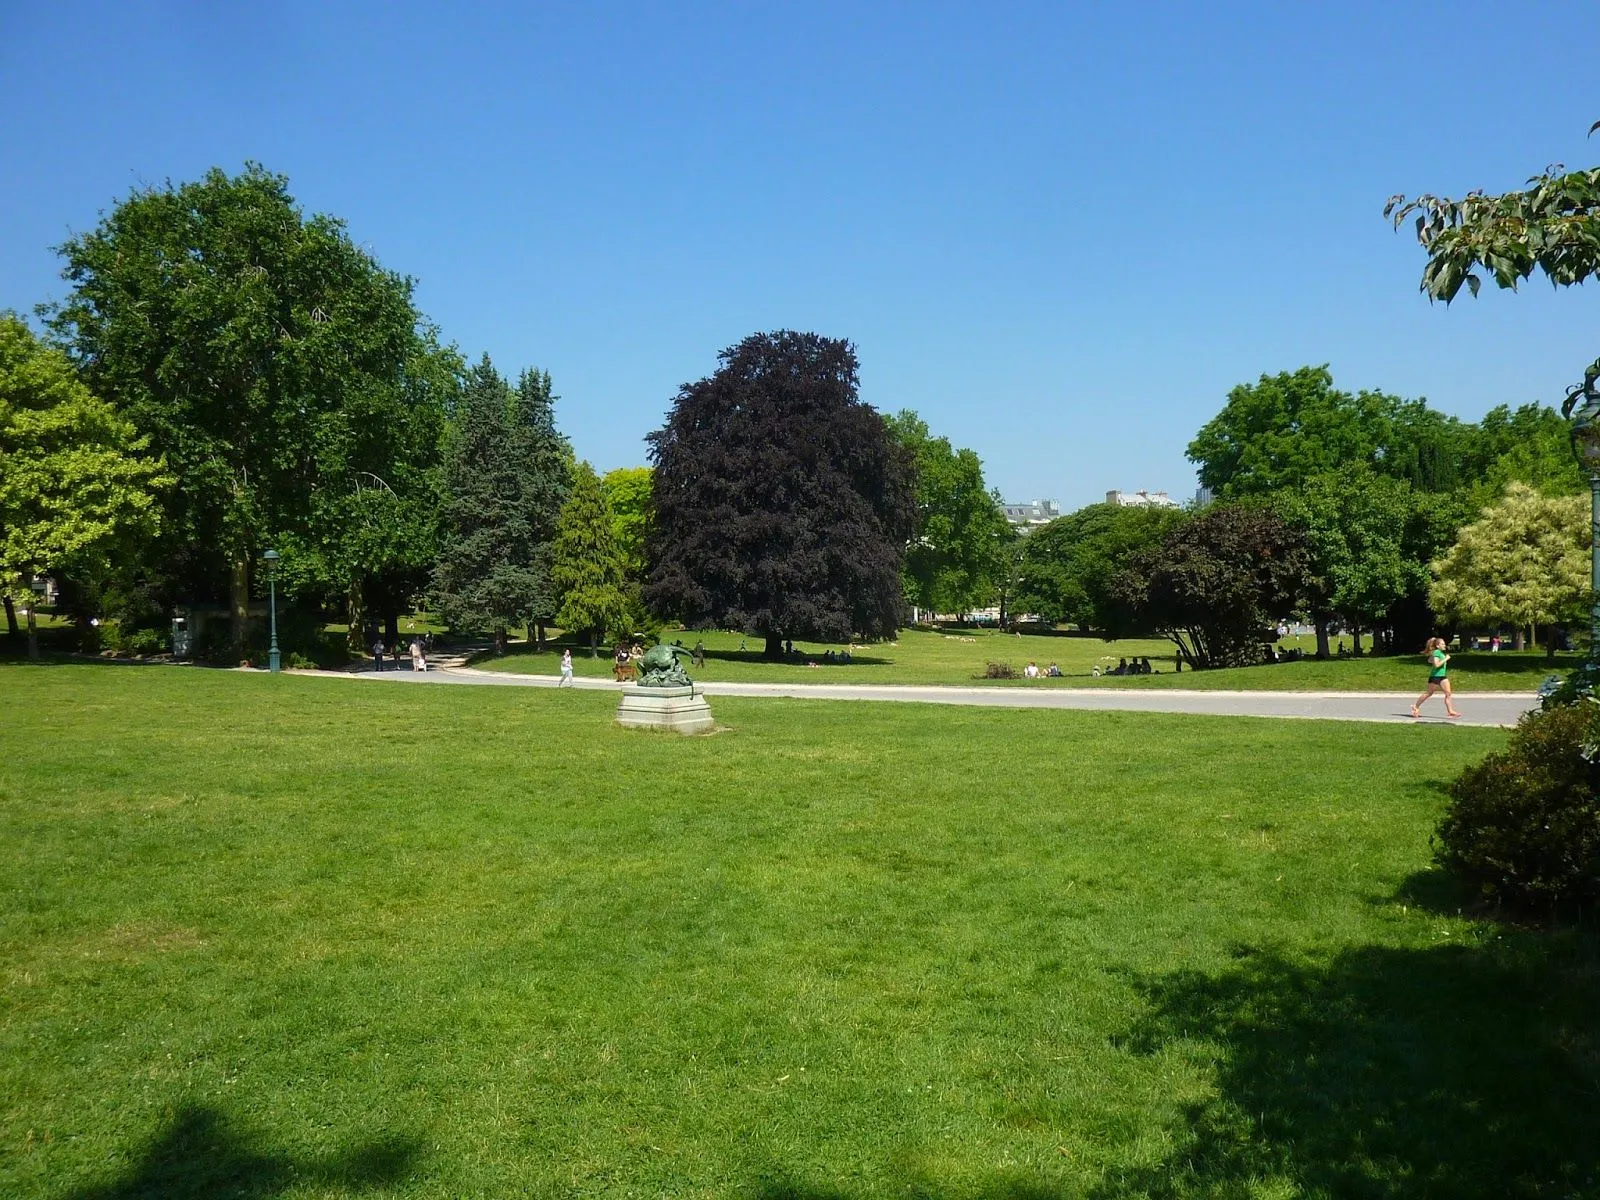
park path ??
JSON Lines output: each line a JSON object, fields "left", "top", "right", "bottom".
{"left": 330, "top": 662, "right": 1537, "bottom": 727}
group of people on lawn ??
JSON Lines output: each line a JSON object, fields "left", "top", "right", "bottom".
{"left": 370, "top": 634, "right": 429, "bottom": 671}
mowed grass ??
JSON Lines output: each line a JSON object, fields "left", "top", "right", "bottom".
{"left": 2, "top": 666, "right": 1596, "bottom": 1199}
{"left": 482, "top": 627, "right": 1562, "bottom": 693}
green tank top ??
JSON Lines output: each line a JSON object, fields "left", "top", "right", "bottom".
{"left": 1429, "top": 649, "right": 1447, "bottom": 679}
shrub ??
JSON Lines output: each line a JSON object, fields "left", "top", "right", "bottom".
{"left": 1435, "top": 702, "right": 1600, "bottom": 911}
{"left": 116, "top": 625, "right": 170, "bottom": 656}
{"left": 978, "top": 661, "right": 1017, "bottom": 680}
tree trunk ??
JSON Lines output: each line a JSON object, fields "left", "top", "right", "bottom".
{"left": 494, "top": 627, "right": 507, "bottom": 656}
{"left": 385, "top": 610, "right": 400, "bottom": 649}
{"left": 589, "top": 629, "right": 599, "bottom": 657}
{"left": 1314, "top": 615, "right": 1331, "bottom": 661}
{"left": 763, "top": 632, "right": 785, "bottom": 660}
{"left": 230, "top": 558, "right": 250, "bottom": 648}
{"left": 534, "top": 621, "right": 547, "bottom": 651}
{"left": 346, "top": 581, "right": 366, "bottom": 654}
{"left": 1352, "top": 627, "right": 1363, "bottom": 656}
{"left": 1546, "top": 625, "right": 1559, "bottom": 660}
{"left": 25, "top": 601, "right": 38, "bottom": 661}
{"left": 3, "top": 595, "right": 16, "bottom": 640}
{"left": 1513, "top": 628, "right": 1526, "bottom": 651}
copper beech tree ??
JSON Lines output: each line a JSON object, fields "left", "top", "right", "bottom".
{"left": 645, "top": 331, "right": 916, "bottom": 659}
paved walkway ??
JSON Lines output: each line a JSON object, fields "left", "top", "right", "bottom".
{"left": 327, "top": 663, "right": 1537, "bottom": 726}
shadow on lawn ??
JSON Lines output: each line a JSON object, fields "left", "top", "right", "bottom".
{"left": 754, "top": 1180, "right": 1070, "bottom": 1200}
{"left": 61, "top": 1104, "right": 421, "bottom": 1200}
{"left": 1096, "top": 934, "right": 1600, "bottom": 1199}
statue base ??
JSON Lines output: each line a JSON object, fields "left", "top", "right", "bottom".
{"left": 616, "top": 684, "right": 715, "bottom": 735}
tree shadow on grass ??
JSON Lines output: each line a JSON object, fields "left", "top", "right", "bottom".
{"left": 60, "top": 1104, "right": 421, "bottom": 1200}
{"left": 699, "top": 649, "right": 891, "bottom": 668}
{"left": 1452, "top": 651, "right": 1578, "bottom": 679}
{"left": 1098, "top": 934, "right": 1600, "bottom": 1199}
{"left": 751, "top": 1173, "right": 1072, "bottom": 1200}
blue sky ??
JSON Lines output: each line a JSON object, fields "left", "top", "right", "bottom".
{"left": 3, "top": 2, "right": 1596, "bottom": 508}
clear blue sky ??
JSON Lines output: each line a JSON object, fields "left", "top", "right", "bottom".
{"left": 3, "top": 2, "right": 1596, "bottom": 508}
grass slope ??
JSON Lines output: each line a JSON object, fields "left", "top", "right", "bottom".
{"left": 1, "top": 666, "right": 1594, "bottom": 1199}
{"left": 481, "top": 627, "right": 1562, "bottom": 693}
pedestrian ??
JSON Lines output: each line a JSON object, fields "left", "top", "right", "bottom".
{"left": 410, "top": 638, "right": 426, "bottom": 672}
{"left": 559, "top": 648, "right": 574, "bottom": 687}
{"left": 371, "top": 636, "right": 385, "bottom": 671}
{"left": 1411, "top": 636, "right": 1461, "bottom": 718}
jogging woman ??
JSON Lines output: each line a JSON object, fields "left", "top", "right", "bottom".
{"left": 1411, "top": 637, "right": 1460, "bottom": 718}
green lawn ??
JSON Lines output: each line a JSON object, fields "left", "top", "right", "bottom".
{"left": 2, "top": 665, "right": 1594, "bottom": 1198}
{"left": 478, "top": 627, "right": 1562, "bottom": 692}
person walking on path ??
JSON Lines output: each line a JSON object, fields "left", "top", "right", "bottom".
{"left": 559, "top": 649, "right": 575, "bottom": 687}
{"left": 1411, "top": 637, "right": 1461, "bottom": 718}
{"left": 372, "top": 637, "right": 386, "bottom": 671}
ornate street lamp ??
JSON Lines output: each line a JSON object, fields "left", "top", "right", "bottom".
{"left": 1570, "top": 392, "right": 1600, "bottom": 661}
{"left": 262, "top": 549, "right": 281, "bottom": 673}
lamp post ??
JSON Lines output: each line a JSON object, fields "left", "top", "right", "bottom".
{"left": 262, "top": 549, "right": 281, "bottom": 673}
{"left": 1570, "top": 397, "right": 1600, "bottom": 662}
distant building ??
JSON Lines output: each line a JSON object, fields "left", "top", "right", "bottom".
{"left": 1106, "top": 489, "right": 1179, "bottom": 509}
{"left": 1000, "top": 499, "right": 1060, "bottom": 526}
{"left": 1194, "top": 485, "right": 1214, "bottom": 508}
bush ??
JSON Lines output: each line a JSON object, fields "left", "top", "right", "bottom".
{"left": 1435, "top": 702, "right": 1600, "bottom": 911}
{"left": 978, "top": 661, "right": 1017, "bottom": 680}
{"left": 115, "top": 624, "right": 170, "bottom": 656}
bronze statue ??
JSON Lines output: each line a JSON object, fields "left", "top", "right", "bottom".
{"left": 637, "top": 642, "right": 693, "bottom": 687}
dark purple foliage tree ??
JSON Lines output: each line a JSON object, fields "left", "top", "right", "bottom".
{"left": 645, "top": 331, "right": 916, "bottom": 659}
{"left": 1113, "top": 504, "right": 1310, "bottom": 669}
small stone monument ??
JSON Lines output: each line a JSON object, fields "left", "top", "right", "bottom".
{"left": 616, "top": 643, "right": 714, "bottom": 734}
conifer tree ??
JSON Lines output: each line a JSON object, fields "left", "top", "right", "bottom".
{"left": 552, "top": 461, "right": 632, "bottom": 655}
{"left": 431, "top": 356, "right": 569, "bottom": 652}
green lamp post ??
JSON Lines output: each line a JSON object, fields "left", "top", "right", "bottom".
{"left": 1570, "top": 396, "right": 1600, "bottom": 661}
{"left": 262, "top": 549, "right": 281, "bottom": 673}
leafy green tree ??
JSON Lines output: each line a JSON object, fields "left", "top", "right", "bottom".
{"left": 1277, "top": 470, "right": 1427, "bottom": 657}
{"left": 47, "top": 164, "right": 437, "bottom": 646}
{"left": 1188, "top": 367, "right": 1396, "bottom": 497}
{"left": 553, "top": 462, "right": 633, "bottom": 655}
{"left": 601, "top": 466, "right": 655, "bottom": 584}
{"left": 1113, "top": 505, "right": 1309, "bottom": 669}
{"left": 1460, "top": 403, "right": 1584, "bottom": 509}
{"left": 1430, "top": 483, "right": 1588, "bottom": 653}
{"left": 1014, "top": 502, "right": 1187, "bottom": 631}
{"left": 646, "top": 331, "right": 916, "bottom": 658}
{"left": 885, "top": 410, "right": 1010, "bottom": 616}
{"left": 276, "top": 330, "right": 461, "bottom": 650}
{"left": 1186, "top": 366, "right": 1494, "bottom": 502}
{"left": 1387, "top": 134, "right": 1600, "bottom": 428}
{"left": 431, "top": 356, "right": 570, "bottom": 652}
{"left": 0, "top": 315, "right": 169, "bottom": 657}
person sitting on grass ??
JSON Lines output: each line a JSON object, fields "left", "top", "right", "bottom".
{"left": 1046, "top": 662, "right": 1061, "bottom": 677}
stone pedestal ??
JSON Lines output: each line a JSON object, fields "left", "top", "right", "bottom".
{"left": 616, "top": 684, "right": 715, "bottom": 734}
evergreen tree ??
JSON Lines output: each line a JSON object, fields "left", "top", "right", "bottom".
{"left": 552, "top": 462, "right": 632, "bottom": 655}
{"left": 646, "top": 330, "right": 916, "bottom": 658}
{"left": 431, "top": 356, "right": 568, "bottom": 652}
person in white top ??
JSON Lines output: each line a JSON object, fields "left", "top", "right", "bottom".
{"left": 1023, "top": 661, "right": 1039, "bottom": 678}
{"left": 559, "top": 649, "right": 574, "bottom": 687}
